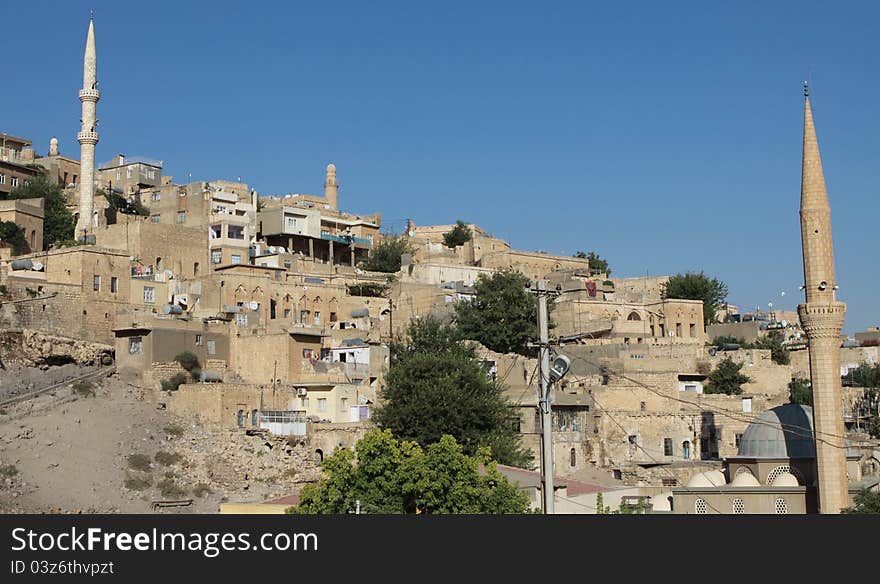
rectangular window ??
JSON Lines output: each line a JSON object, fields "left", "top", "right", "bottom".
{"left": 330, "top": 312, "right": 337, "bottom": 322}
{"left": 230, "top": 254, "right": 241, "bottom": 265}
{"left": 150, "top": 214, "right": 161, "bottom": 223}
{"left": 283, "top": 308, "right": 291, "bottom": 319}
{"left": 206, "top": 340, "right": 216, "bottom": 355}
{"left": 675, "top": 322, "right": 682, "bottom": 337}
{"left": 0, "top": 174, "right": 5, "bottom": 184}
{"left": 314, "top": 311, "right": 321, "bottom": 325}
{"left": 110, "top": 277, "right": 118, "bottom": 293}
{"left": 176, "top": 211, "right": 186, "bottom": 224}
{"left": 143, "top": 286, "right": 155, "bottom": 304}
{"left": 317, "top": 398, "right": 327, "bottom": 412}
{"left": 742, "top": 397, "right": 752, "bottom": 413}
{"left": 126, "top": 167, "right": 133, "bottom": 179}
{"left": 211, "top": 249, "right": 222, "bottom": 264}
{"left": 664, "top": 438, "right": 673, "bottom": 456}
{"left": 235, "top": 313, "right": 248, "bottom": 327}
{"left": 195, "top": 334, "right": 203, "bottom": 346}
{"left": 283, "top": 260, "right": 292, "bottom": 269}
{"left": 300, "top": 310, "right": 308, "bottom": 324}
{"left": 128, "top": 336, "right": 143, "bottom": 354}
{"left": 301, "top": 397, "right": 309, "bottom": 409}
{"left": 227, "top": 225, "right": 245, "bottom": 240}
{"left": 735, "top": 433, "right": 743, "bottom": 448}
{"left": 690, "top": 323, "right": 696, "bottom": 337}
{"left": 11, "top": 176, "right": 19, "bottom": 187}
{"left": 92, "top": 275, "right": 100, "bottom": 292}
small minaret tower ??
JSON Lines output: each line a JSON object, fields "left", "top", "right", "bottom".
{"left": 797, "top": 82, "right": 849, "bottom": 514}
{"left": 75, "top": 14, "right": 100, "bottom": 238}
{"left": 324, "top": 163, "right": 338, "bottom": 211}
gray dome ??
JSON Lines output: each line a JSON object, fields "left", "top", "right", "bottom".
{"left": 737, "top": 404, "right": 815, "bottom": 459}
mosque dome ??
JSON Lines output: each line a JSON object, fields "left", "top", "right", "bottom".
{"left": 737, "top": 404, "right": 816, "bottom": 459}
{"left": 686, "top": 470, "right": 726, "bottom": 488}
{"left": 730, "top": 471, "right": 760, "bottom": 487}
{"left": 770, "top": 471, "right": 800, "bottom": 487}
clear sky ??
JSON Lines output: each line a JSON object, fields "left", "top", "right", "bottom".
{"left": 3, "top": 1, "right": 878, "bottom": 333}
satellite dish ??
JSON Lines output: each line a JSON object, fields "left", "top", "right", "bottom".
{"left": 277, "top": 246, "right": 286, "bottom": 253}
{"left": 781, "top": 320, "right": 788, "bottom": 327}
{"left": 268, "top": 246, "right": 276, "bottom": 253}
{"left": 248, "top": 300, "right": 259, "bottom": 310}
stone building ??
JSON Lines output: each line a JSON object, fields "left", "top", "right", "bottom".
{"left": 0, "top": 198, "right": 44, "bottom": 253}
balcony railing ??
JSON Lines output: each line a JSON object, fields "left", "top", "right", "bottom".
{"left": 320, "top": 232, "right": 373, "bottom": 246}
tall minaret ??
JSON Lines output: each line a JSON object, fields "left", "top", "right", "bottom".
{"left": 796, "top": 82, "right": 849, "bottom": 514}
{"left": 324, "top": 163, "right": 338, "bottom": 210}
{"left": 75, "top": 15, "right": 100, "bottom": 238}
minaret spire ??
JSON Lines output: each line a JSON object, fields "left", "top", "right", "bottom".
{"left": 324, "top": 163, "right": 339, "bottom": 211}
{"left": 796, "top": 84, "right": 849, "bottom": 514}
{"left": 75, "top": 14, "right": 100, "bottom": 239}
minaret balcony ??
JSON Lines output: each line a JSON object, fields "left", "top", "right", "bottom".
{"left": 77, "top": 131, "right": 100, "bottom": 145}
{"left": 78, "top": 88, "right": 101, "bottom": 101}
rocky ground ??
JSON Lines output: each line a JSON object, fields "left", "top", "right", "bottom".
{"left": 0, "top": 370, "right": 321, "bottom": 514}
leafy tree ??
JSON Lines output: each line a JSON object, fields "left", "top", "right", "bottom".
{"left": 711, "top": 335, "right": 746, "bottom": 347}
{"left": 8, "top": 175, "right": 75, "bottom": 249}
{"left": 705, "top": 357, "right": 750, "bottom": 395}
{"left": 374, "top": 316, "right": 532, "bottom": 468}
{"left": 845, "top": 363, "right": 880, "bottom": 389}
{"left": 573, "top": 251, "right": 611, "bottom": 276}
{"left": 662, "top": 271, "right": 728, "bottom": 326}
{"left": 442, "top": 220, "right": 472, "bottom": 248}
{"left": 174, "top": 351, "right": 202, "bottom": 380}
{"left": 0, "top": 221, "right": 29, "bottom": 255}
{"left": 454, "top": 269, "right": 544, "bottom": 357}
{"left": 346, "top": 283, "right": 388, "bottom": 297}
{"left": 752, "top": 334, "right": 790, "bottom": 365}
{"left": 101, "top": 189, "right": 148, "bottom": 217}
{"left": 288, "top": 429, "right": 531, "bottom": 514}
{"left": 360, "top": 233, "right": 414, "bottom": 273}
{"left": 842, "top": 489, "right": 880, "bottom": 514}
{"left": 788, "top": 377, "right": 813, "bottom": 406}
{"left": 869, "top": 416, "right": 880, "bottom": 439}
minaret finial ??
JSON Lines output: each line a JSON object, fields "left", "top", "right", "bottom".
{"left": 90, "top": 9, "right": 94, "bottom": 20}
{"left": 804, "top": 80, "right": 809, "bottom": 97}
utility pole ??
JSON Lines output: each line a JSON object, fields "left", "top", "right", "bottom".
{"left": 533, "top": 280, "right": 554, "bottom": 513}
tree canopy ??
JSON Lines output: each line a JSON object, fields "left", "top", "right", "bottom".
{"left": 360, "top": 233, "right": 414, "bottom": 273}
{"left": 0, "top": 221, "right": 29, "bottom": 255}
{"left": 573, "top": 250, "right": 611, "bottom": 276}
{"left": 454, "top": 268, "right": 542, "bottom": 357}
{"left": 442, "top": 220, "right": 472, "bottom": 248}
{"left": 710, "top": 334, "right": 790, "bottom": 365}
{"left": 288, "top": 429, "right": 532, "bottom": 514}
{"left": 662, "top": 271, "right": 728, "bottom": 325}
{"left": 705, "top": 356, "right": 750, "bottom": 395}
{"left": 8, "top": 175, "right": 75, "bottom": 249}
{"left": 788, "top": 377, "right": 812, "bottom": 406}
{"left": 374, "top": 316, "right": 532, "bottom": 468}
{"left": 842, "top": 489, "right": 880, "bottom": 514}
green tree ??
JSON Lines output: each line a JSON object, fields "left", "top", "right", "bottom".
{"left": 710, "top": 335, "right": 746, "bottom": 347}
{"left": 788, "top": 377, "right": 813, "bottom": 406}
{"left": 845, "top": 363, "right": 880, "bottom": 389}
{"left": 374, "top": 316, "right": 532, "bottom": 468}
{"left": 662, "top": 271, "right": 728, "bottom": 326}
{"left": 360, "top": 233, "right": 414, "bottom": 273}
{"left": 454, "top": 269, "right": 543, "bottom": 357}
{"left": 705, "top": 357, "right": 750, "bottom": 395}
{"left": 0, "top": 221, "right": 29, "bottom": 255}
{"left": 753, "top": 334, "right": 790, "bottom": 365}
{"left": 573, "top": 251, "right": 611, "bottom": 276}
{"left": 8, "top": 175, "right": 75, "bottom": 249}
{"left": 842, "top": 489, "right": 880, "bottom": 514}
{"left": 442, "top": 220, "right": 472, "bottom": 248}
{"left": 288, "top": 429, "right": 531, "bottom": 514}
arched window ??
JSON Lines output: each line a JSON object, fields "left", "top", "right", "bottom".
{"left": 315, "top": 449, "right": 324, "bottom": 464}
{"left": 732, "top": 498, "right": 745, "bottom": 514}
{"left": 570, "top": 448, "right": 577, "bottom": 467}
{"left": 767, "top": 465, "right": 804, "bottom": 485}
{"left": 682, "top": 441, "right": 691, "bottom": 460}
{"left": 695, "top": 499, "right": 708, "bottom": 514}
{"left": 627, "top": 311, "right": 641, "bottom": 321}
{"left": 774, "top": 498, "right": 788, "bottom": 514}
{"left": 193, "top": 262, "right": 200, "bottom": 277}
{"left": 251, "top": 409, "right": 258, "bottom": 426}
{"left": 156, "top": 257, "right": 163, "bottom": 272}
{"left": 236, "top": 409, "right": 244, "bottom": 428}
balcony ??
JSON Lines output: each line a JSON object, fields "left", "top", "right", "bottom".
{"left": 320, "top": 232, "right": 373, "bottom": 247}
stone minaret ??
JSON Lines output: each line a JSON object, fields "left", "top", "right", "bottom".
{"left": 797, "top": 83, "right": 849, "bottom": 514}
{"left": 75, "top": 16, "right": 100, "bottom": 238}
{"left": 324, "top": 163, "right": 338, "bottom": 210}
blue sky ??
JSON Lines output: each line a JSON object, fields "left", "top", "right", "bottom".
{"left": 3, "top": 1, "right": 878, "bottom": 333}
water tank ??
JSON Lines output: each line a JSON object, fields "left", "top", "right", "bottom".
{"left": 350, "top": 308, "right": 370, "bottom": 318}
{"left": 31, "top": 261, "right": 44, "bottom": 271}
{"left": 304, "top": 277, "right": 325, "bottom": 284}
{"left": 161, "top": 304, "right": 183, "bottom": 315}
{"left": 200, "top": 370, "right": 222, "bottom": 382}
{"left": 10, "top": 259, "right": 33, "bottom": 270}
{"left": 222, "top": 305, "right": 241, "bottom": 313}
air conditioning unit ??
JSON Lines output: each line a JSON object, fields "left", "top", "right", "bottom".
{"left": 296, "top": 387, "right": 308, "bottom": 397}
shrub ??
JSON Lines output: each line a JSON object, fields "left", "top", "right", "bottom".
{"left": 127, "top": 454, "right": 152, "bottom": 472}
{"left": 164, "top": 424, "right": 185, "bottom": 438}
{"left": 1, "top": 464, "right": 18, "bottom": 478}
{"left": 157, "top": 478, "right": 187, "bottom": 498}
{"left": 160, "top": 373, "right": 188, "bottom": 392}
{"left": 193, "top": 484, "right": 212, "bottom": 498}
{"left": 124, "top": 476, "right": 152, "bottom": 491}
{"left": 71, "top": 380, "right": 95, "bottom": 398}
{"left": 174, "top": 351, "right": 200, "bottom": 372}
{"left": 0, "top": 408, "right": 7, "bottom": 416}
{"left": 442, "top": 220, "right": 472, "bottom": 248}
{"left": 154, "top": 451, "right": 183, "bottom": 466}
